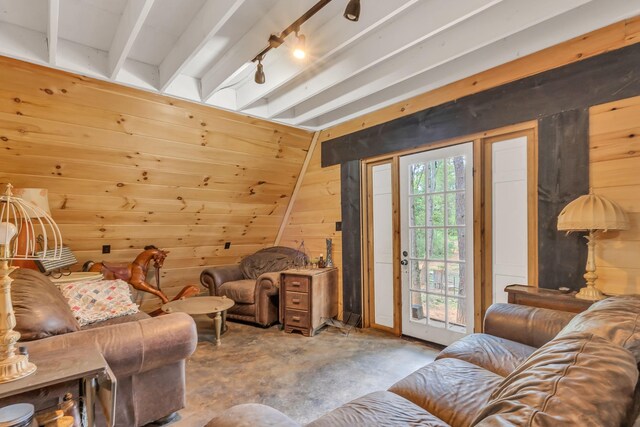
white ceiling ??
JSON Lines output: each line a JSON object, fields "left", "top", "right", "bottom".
{"left": 0, "top": 0, "right": 638, "bottom": 131}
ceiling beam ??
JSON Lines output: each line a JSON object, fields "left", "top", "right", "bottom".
{"left": 47, "top": 0, "right": 59, "bottom": 65}
{"left": 199, "top": 0, "right": 306, "bottom": 102}
{"left": 276, "top": 0, "right": 593, "bottom": 125}
{"left": 108, "top": 0, "right": 155, "bottom": 79}
{"left": 233, "top": 0, "right": 419, "bottom": 111}
{"left": 158, "top": 0, "right": 246, "bottom": 92}
{"left": 307, "top": 0, "right": 640, "bottom": 130}
{"left": 262, "top": 0, "right": 503, "bottom": 119}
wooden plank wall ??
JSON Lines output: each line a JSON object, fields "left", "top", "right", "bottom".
{"left": 278, "top": 142, "right": 343, "bottom": 316}
{"left": 590, "top": 95, "right": 640, "bottom": 295}
{"left": 0, "top": 56, "right": 313, "bottom": 311}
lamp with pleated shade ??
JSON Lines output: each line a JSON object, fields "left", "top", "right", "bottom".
{"left": 557, "top": 190, "right": 629, "bottom": 300}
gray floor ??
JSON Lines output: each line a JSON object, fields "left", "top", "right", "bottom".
{"left": 171, "top": 315, "right": 440, "bottom": 427}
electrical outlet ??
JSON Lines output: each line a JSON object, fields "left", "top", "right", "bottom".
{"left": 102, "top": 245, "right": 111, "bottom": 254}
{"left": 335, "top": 221, "right": 342, "bottom": 231}
{"left": 224, "top": 242, "right": 231, "bottom": 249}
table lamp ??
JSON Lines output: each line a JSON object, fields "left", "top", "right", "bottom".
{"left": 12, "top": 188, "right": 52, "bottom": 270}
{"left": 557, "top": 190, "right": 629, "bottom": 301}
{"left": 0, "top": 184, "right": 62, "bottom": 382}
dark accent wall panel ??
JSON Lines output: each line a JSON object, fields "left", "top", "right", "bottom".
{"left": 538, "top": 109, "right": 590, "bottom": 290}
{"left": 322, "top": 42, "right": 640, "bottom": 167}
{"left": 340, "top": 160, "right": 362, "bottom": 317}
{"left": 325, "top": 42, "right": 640, "bottom": 313}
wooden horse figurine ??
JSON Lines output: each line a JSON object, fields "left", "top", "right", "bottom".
{"left": 83, "top": 245, "right": 199, "bottom": 312}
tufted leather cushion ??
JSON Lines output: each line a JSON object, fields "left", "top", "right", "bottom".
{"left": 473, "top": 332, "right": 638, "bottom": 426}
{"left": 556, "top": 295, "right": 640, "bottom": 363}
{"left": 436, "top": 333, "right": 536, "bottom": 377}
{"left": 10, "top": 268, "right": 80, "bottom": 341}
{"left": 218, "top": 280, "right": 256, "bottom": 304}
{"left": 308, "top": 391, "right": 449, "bottom": 427}
{"left": 389, "top": 357, "right": 503, "bottom": 427}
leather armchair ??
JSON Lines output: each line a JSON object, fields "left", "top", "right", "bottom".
{"left": 200, "top": 246, "right": 305, "bottom": 327}
{"left": 200, "top": 265, "right": 282, "bottom": 326}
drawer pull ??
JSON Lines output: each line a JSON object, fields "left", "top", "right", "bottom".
{"left": 292, "top": 316, "right": 301, "bottom": 321}
{"left": 292, "top": 298, "right": 300, "bottom": 304}
{"left": 291, "top": 281, "right": 301, "bottom": 286}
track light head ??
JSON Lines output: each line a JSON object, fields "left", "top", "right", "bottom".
{"left": 344, "top": 0, "right": 360, "bottom": 22}
{"left": 255, "top": 60, "right": 265, "bottom": 84}
{"left": 293, "top": 33, "right": 306, "bottom": 59}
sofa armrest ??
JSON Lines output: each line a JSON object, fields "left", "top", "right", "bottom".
{"left": 24, "top": 312, "right": 197, "bottom": 378}
{"left": 256, "top": 272, "right": 281, "bottom": 296}
{"left": 200, "top": 265, "right": 244, "bottom": 295}
{"left": 205, "top": 404, "right": 300, "bottom": 427}
{"left": 483, "top": 303, "right": 576, "bottom": 348}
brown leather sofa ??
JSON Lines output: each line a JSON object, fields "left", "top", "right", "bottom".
{"left": 5, "top": 269, "right": 198, "bottom": 427}
{"left": 200, "top": 246, "right": 306, "bottom": 327}
{"left": 207, "top": 296, "right": 640, "bottom": 427}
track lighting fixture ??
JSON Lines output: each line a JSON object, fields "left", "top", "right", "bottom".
{"left": 254, "top": 59, "right": 265, "bottom": 84}
{"left": 251, "top": 0, "right": 360, "bottom": 84}
{"left": 343, "top": 0, "right": 360, "bottom": 22}
{"left": 293, "top": 31, "right": 306, "bottom": 59}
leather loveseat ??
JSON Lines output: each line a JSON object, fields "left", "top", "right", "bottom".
{"left": 207, "top": 296, "right": 640, "bottom": 427}
{"left": 4, "top": 268, "right": 198, "bottom": 427}
{"left": 200, "top": 246, "right": 306, "bottom": 327}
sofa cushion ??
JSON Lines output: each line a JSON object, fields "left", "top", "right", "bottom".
{"left": 472, "top": 332, "right": 638, "bottom": 427}
{"left": 557, "top": 295, "right": 640, "bottom": 362}
{"left": 307, "top": 391, "right": 449, "bottom": 427}
{"left": 389, "top": 358, "right": 502, "bottom": 427}
{"left": 240, "top": 246, "right": 304, "bottom": 279}
{"left": 436, "top": 333, "right": 536, "bottom": 377}
{"left": 11, "top": 268, "right": 80, "bottom": 341}
{"left": 218, "top": 280, "right": 255, "bottom": 304}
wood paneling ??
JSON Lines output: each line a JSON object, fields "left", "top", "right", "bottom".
{"left": 590, "top": 95, "right": 640, "bottom": 296}
{"left": 279, "top": 143, "right": 343, "bottom": 317}
{"left": 0, "top": 55, "right": 313, "bottom": 311}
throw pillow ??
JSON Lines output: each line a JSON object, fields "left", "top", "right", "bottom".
{"left": 57, "top": 279, "right": 139, "bottom": 327}
{"left": 472, "top": 332, "right": 637, "bottom": 427}
{"left": 556, "top": 295, "right": 640, "bottom": 362}
{"left": 11, "top": 268, "right": 80, "bottom": 341}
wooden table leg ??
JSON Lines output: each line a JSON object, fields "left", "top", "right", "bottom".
{"left": 213, "top": 311, "right": 222, "bottom": 346}
{"left": 222, "top": 309, "right": 227, "bottom": 333}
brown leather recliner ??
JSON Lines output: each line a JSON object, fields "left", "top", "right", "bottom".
{"left": 200, "top": 246, "right": 306, "bottom": 327}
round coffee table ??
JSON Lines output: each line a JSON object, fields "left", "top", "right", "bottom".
{"left": 162, "top": 296, "right": 235, "bottom": 345}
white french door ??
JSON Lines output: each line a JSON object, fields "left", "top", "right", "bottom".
{"left": 399, "top": 143, "right": 474, "bottom": 346}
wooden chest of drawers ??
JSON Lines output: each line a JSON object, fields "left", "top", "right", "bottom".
{"left": 280, "top": 268, "right": 338, "bottom": 337}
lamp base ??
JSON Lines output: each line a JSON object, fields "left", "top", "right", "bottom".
{"left": 575, "top": 285, "right": 605, "bottom": 301}
{"left": 0, "top": 353, "right": 36, "bottom": 383}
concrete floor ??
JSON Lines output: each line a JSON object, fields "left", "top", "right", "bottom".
{"left": 171, "top": 315, "right": 440, "bottom": 427}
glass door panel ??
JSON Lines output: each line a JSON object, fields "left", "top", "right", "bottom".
{"left": 400, "top": 143, "right": 474, "bottom": 345}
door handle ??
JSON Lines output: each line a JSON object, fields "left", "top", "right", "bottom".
{"left": 400, "top": 259, "right": 408, "bottom": 266}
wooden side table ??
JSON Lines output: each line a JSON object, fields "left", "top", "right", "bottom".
{"left": 0, "top": 345, "right": 116, "bottom": 427}
{"left": 505, "top": 285, "right": 595, "bottom": 313}
{"left": 280, "top": 268, "right": 338, "bottom": 337}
